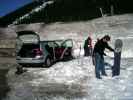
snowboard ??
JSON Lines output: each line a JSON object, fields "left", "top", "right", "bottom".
{"left": 112, "top": 39, "right": 123, "bottom": 77}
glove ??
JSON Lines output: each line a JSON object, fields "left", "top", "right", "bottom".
{"left": 103, "top": 53, "right": 107, "bottom": 56}
{"left": 112, "top": 49, "right": 115, "bottom": 52}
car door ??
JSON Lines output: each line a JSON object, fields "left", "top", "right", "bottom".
{"left": 50, "top": 40, "right": 64, "bottom": 60}
{"left": 60, "top": 39, "right": 73, "bottom": 60}
{"left": 50, "top": 41, "right": 61, "bottom": 60}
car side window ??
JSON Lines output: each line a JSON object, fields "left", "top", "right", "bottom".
{"left": 47, "top": 42, "right": 59, "bottom": 48}
{"left": 61, "top": 39, "right": 73, "bottom": 47}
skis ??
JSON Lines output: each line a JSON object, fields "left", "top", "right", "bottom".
{"left": 112, "top": 39, "right": 123, "bottom": 77}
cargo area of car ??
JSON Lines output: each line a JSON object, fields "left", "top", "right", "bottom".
{"left": 17, "top": 44, "right": 41, "bottom": 58}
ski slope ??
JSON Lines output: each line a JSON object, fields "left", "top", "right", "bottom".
{"left": 4, "top": 14, "right": 133, "bottom": 100}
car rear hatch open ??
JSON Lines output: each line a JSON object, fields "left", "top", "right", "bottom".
{"left": 16, "top": 31, "right": 41, "bottom": 58}
{"left": 16, "top": 30, "right": 40, "bottom": 44}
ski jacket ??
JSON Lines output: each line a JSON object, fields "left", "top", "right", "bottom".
{"left": 93, "top": 39, "right": 114, "bottom": 58}
{"left": 84, "top": 37, "right": 92, "bottom": 49}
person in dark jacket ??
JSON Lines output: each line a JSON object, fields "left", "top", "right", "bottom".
{"left": 84, "top": 36, "right": 93, "bottom": 56}
{"left": 93, "top": 35, "right": 114, "bottom": 79}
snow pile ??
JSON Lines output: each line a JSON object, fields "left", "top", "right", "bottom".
{"left": 0, "top": 28, "right": 16, "bottom": 38}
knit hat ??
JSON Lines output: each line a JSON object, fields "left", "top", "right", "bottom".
{"left": 103, "top": 35, "right": 110, "bottom": 41}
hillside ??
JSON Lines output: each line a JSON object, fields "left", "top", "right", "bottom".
{"left": 0, "top": 1, "right": 42, "bottom": 27}
{"left": 0, "top": 0, "right": 133, "bottom": 27}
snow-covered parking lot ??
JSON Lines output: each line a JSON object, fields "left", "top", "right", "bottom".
{"left": 4, "top": 56, "right": 133, "bottom": 100}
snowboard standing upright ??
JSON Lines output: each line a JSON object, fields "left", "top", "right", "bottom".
{"left": 112, "top": 39, "right": 123, "bottom": 77}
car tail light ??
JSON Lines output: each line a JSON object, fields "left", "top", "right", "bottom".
{"left": 33, "top": 48, "right": 43, "bottom": 58}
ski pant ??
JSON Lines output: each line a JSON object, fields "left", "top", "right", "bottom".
{"left": 84, "top": 47, "right": 92, "bottom": 56}
{"left": 94, "top": 53, "right": 106, "bottom": 79}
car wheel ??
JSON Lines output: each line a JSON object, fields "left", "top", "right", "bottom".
{"left": 45, "top": 57, "right": 51, "bottom": 67}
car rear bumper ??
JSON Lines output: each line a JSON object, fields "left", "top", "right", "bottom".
{"left": 16, "top": 58, "right": 45, "bottom": 66}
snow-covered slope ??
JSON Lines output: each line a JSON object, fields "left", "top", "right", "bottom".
{"left": 8, "top": 14, "right": 133, "bottom": 57}
{"left": 4, "top": 14, "right": 133, "bottom": 100}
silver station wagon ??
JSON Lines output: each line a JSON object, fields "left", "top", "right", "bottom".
{"left": 16, "top": 30, "right": 73, "bottom": 67}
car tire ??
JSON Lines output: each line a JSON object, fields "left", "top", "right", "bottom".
{"left": 45, "top": 57, "right": 52, "bottom": 67}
